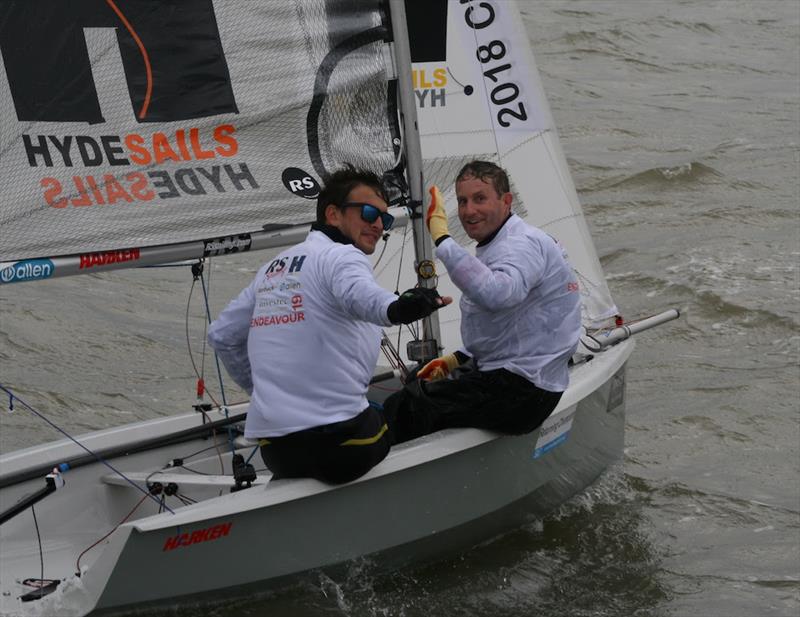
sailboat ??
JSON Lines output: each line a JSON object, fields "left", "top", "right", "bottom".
{"left": 0, "top": 1, "right": 678, "bottom": 615}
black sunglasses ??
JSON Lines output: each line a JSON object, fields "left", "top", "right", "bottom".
{"left": 340, "top": 203, "right": 395, "bottom": 231}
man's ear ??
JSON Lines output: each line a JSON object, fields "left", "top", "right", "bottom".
{"left": 502, "top": 191, "right": 513, "bottom": 211}
{"left": 325, "top": 203, "right": 341, "bottom": 227}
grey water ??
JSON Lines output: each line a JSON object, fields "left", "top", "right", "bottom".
{"left": 1, "top": 1, "right": 798, "bottom": 615}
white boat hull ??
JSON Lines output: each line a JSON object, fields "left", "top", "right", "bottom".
{"left": 0, "top": 340, "right": 633, "bottom": 616}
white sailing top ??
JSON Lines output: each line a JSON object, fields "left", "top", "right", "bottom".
{"left": 436, "top": 215, "right": 582, "bottom": 392}
{"left": 208, "top": 229, "right": 396, "bottom": 438}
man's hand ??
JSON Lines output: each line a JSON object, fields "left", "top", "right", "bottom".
{"left": 387, "top": 287, "right": 452, "bottom": 325}
{"left": 417, "top": 353, "right": 461, "bottom": 382}
{"left": 426, "top": 186, "right": 450, "bottom": 244}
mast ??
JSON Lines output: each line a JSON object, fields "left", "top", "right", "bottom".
{"left": 387, "top": 0, "right": 442, "bottom": 362}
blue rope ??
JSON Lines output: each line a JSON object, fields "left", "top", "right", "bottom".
{"left": 245, "top": 445, "right": 260, "bottom": 465}
{"left": 0, "top": 383, "right": 174, "bottom": 514}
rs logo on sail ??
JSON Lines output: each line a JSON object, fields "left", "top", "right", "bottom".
{"left": 0, "top": 259, "right": 55, "bottom": 284}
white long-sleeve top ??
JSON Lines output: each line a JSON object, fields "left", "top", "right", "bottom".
{"left": 436, "top": 215, "right": 582, "bottom": 392}
{"left": 207, "top": 229, "right": 396, "bottom": 438}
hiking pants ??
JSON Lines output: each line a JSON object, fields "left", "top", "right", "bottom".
{"left": 259, "top": 406, "right": 389, "bottom": 484}
{"left": 383, "top": 366, "right": 562, "bottom": 444}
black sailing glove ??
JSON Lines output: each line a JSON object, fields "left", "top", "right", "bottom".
{"left": 387, "top": 287, "right": 444, "bottom": 325}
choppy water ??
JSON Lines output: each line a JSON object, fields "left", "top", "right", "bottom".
{"left": 1, "top": 1, "right": 798, "bottom": 616}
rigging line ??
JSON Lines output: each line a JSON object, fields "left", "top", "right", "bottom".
{"left": 245, "top": 445, "right": 260, "bottom": 465}
{"left": 105, "top": 0, "right": 153, "bottom": 119}
{"left": 379, "top": 335, "right": 405, "bottom": 376}
{"left": 373, "top": 233, "right": 391, "bottom": 269}
{"left": 393, "top": 212, "right": 410, "bottom": 294}
{"left": 75, "top": 492, "right": 149, "bottom": 576}
{"left": 31, "top": 505, "right": 45, "bottom": 590}
{"left": 177, "top": 494, "right": 197, "bottom": 506}
{"left": 197, "top": 405, "right": 227, "bottom": 475}
{"left": 145, "top": 467, "right": 168, "bottom": 486}
{"left": 200, "top": 270, "right": 230, "bottom": 415}
{"left": 0, "top": 384, "right": 174, "bottom": 514}
{"left": 175, "top": 466, "right": 211, "bottom": 476}
{"left": 394, "top": 222, "right": 411, "bottom": 351}
{"left": 370, "top": 383, "right": 401, "bottom": 393}
{"left": 198, "top": 274, "right": 236, "bottom": 466}
{"left": 201, "top": 262, "right": 213, "bottom": 382}
{"left": 165, "top": 434, "right": 228, "bottom": 464}
{"left": 184, "top": 279, "right": 220, "bottom": 407}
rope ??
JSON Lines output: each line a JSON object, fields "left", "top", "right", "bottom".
{"left": 184, "top": 277, "right": 220, "bottom": 407}
{"left": 32, "top": 505, "right": 45, "bottom": 589}
{"left": 372, "top": 233, "right": 391, "bottom": 268}
{"left": 76, "top": 491, "right": 149, "bottom": 575}
{"left": 195, "top": 260, "right": 236, "bottom": 468}
{"left": 0, "top": 384, "right": 173, "bottom": 514}
{"left": 199, "top": 267, "right": 230, "bottom": 416}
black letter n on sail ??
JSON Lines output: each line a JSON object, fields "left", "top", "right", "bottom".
{"left": 0, "top": 0, "right": 238, "bottom": 124}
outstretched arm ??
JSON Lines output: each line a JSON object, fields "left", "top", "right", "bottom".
{"left": 437, "top": 237, "right": 542, "bottom": 311}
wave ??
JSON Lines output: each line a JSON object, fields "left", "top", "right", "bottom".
{"left": 602, "top": 267, "right": 799, "bottom": 333}
{"left": 552, "top": 9, "right": 601, "bottom": 19}
{"left": 655, "top": 17, "right": 718, "bottom": 35}
{"left": 582, "top": 161, "right": 724, "bottom": 192}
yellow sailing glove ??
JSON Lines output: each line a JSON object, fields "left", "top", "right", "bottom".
{"left": 426, "top": 186, "right": 450, "bottom": 244}
{"left": 417, "top": 353, "right": 460, "bottom": 382}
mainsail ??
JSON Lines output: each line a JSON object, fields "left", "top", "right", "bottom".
{"left": 0, "top": 0, "right": 617, "bottom": 328}
{"left": 0, "top": 0, "right": 398, "bottom": 271}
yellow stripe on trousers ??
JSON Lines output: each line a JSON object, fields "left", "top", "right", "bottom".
{"left": 340, "top": 423, "right": 388, "bottom": 446}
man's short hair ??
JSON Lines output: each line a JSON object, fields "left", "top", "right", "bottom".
{"left": 316, "top": 164, "right": 388, "bottom": 223}
{"left": 455, "top": 160, "right": 510, "bottom": 197}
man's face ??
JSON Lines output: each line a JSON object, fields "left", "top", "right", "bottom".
{"left": 455, "top": 175, "right": 512, "bottom": 243}
{"left": 326, "top": 184, "right": 388, "bottom": 254}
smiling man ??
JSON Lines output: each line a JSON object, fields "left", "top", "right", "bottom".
{"left": 384, "top": 160, "right": 582, "bottom": 443}
{"left": 208, "top": 164, "right": 450, "bottom": 483}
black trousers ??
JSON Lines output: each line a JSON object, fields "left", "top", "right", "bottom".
{"left": 383, "top": 365, "right": 562, "bottom": 444}
{"left": 259, "top": 406, "right": 390, "bottom": 484}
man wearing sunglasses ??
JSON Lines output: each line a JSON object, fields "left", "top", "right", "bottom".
{"left": 384, "top": 160, "right": 582, "bottom": 443}
{"left": 208, "top": 164, "right": 451, "bottom": 484}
